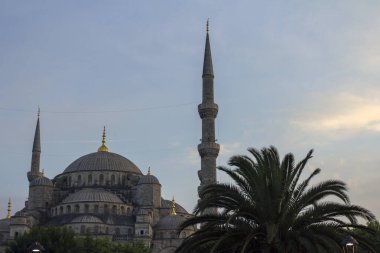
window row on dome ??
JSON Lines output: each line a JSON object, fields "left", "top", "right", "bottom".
{"left": 64, "top": 172, "right": 132, "bottom": 188}
{"left": 51, "top": 203, "right": 133, "bottom": 216}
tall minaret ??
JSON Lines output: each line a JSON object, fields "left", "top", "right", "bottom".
{"left": 197, "top": 21, "right": 220, "bottom": 200}
{"left": 27, "top": 109, "right": 43, "bottom": 182}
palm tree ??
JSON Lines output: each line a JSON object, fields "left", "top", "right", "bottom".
{"left": 177, "top": 146, "right": 378, "bottom": 253}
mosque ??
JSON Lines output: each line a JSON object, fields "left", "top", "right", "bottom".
{"left": 0, "top": 25, "right": 220, "bottom": 253}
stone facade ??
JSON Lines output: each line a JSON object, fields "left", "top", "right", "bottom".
{"left": 0, "top": 134, "right": 195, "bottom": 253}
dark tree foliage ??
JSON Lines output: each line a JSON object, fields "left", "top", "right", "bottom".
{"left": 352, "top": 220, "right": 380, "bottom": 253}
{"left": 6, "top": 227, "right": 150, "bottom": 253}
{"left": 177, "top": 146, "right": 378, "bottom": 253}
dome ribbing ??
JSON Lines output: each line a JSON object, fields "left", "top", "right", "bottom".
{"left": 62, "top": 152, "right": 142, "bottom": 175}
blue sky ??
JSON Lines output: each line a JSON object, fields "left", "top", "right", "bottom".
{"left": 1, "top": 1, "right": 380, "bottom": 220}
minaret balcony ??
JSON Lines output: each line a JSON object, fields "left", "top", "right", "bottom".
{"left": 198, "top": 142, "right": 220, "bottom": 157}
{"left": 198, "top": 103, "right": 218, "bottom": 119}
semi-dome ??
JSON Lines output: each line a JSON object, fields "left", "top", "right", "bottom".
{"left": 62, "top": 188, "right": 123, "bottom": 204}
{"left": 62, "top": 152, "right": 142, "bottom": 175}
{"left": 138, "top": 174, "right": 160, "bottom": 185}
{"left": 71, "top": 215, "right": 103, "bottom": 224}
{"left": 155, "top": 214, "right": 186, "bottom": 231}
{"left": 30, "top": 176, "right": 53, "bottom": 187}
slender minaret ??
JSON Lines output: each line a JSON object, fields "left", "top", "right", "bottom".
{"left": 197, "top": 21, "right": 220, "bottom": 202}
{"left": 27, "top": 108, "right": 43, "bottom": 182}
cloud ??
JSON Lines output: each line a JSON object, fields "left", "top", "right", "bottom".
{"left": 185, "top": 149, "right": 199, "bottom": 166}
{"left": 291, "top": 91, "right": 380, "bottom": 137}
{"left": 218, "top": 142, "right": 243, "bottom": 166}
{"left": 219, "top": 142, "right": 242, "bottom": 157}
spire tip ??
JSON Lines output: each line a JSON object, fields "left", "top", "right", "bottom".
{"left": 170, "top": 196, "right": 176, "bottom": 216}
{"left": 98, "top": 126, "right": 109, "bottom": 152}
{"left": 206, "top": 18, "right": 209, "bottom": 33}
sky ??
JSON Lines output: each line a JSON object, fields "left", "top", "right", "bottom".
{"left": 1, "top": 1, "right": 380, "bottom": 221}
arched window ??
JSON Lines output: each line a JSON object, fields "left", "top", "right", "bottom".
{"left": 99, "top": 174, "right": 104, "bottom": 185}
{"left": 80, "top": 225, "right": 85, "bottom": 234}
{"left": 112, "top": 205, "right": 117, "bottom": 214}
{"left": 85, "top": 204, "right": 89, "bottom": 213}
{"left": 127, "top": 207, "right": 131, "bottom": 215}
{"left": 75, "top": 205, "right": 80, "bottom": 213}
{"left": 104, "top": 204, "right": 109, "bottom": 214}
{"left": 60, "top": 206, "right": 63, "bottom": 214}
{"left": 88, "top": 174, "right": 92, "bottom": 185}
{"left": 121, "top": 206, "right": 125, "bottom": 215}
{"left": 94, "top": 205, "right": 99, "bottom": 213}
{"left": 128, "top": 228, "right": 132, "bottom": 235}
{"left": 77, "top": 175, "right": 82, "bottom": 186}
{"left": 115, "top": 228, "right": 120, "bottom": 235}
{"left": 66, "top": 205, "right": 71, "bottom": 213}
{"left": 68, "top": 176, "right": 72, "bottom": 186}
{"left": 111, "top": 174, "right": 116, "bottom": 185}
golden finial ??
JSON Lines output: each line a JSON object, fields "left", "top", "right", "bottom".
{"left": 170, "top": 196, "right": 176, "bottom": 216}
{"left": 6, "top": 198, "right": 11, "bottom": 220}
{"left": 206, "top": 18, "right": 209, "bottom": 33}
{"left": 97, "top": 126, "right": 109, "bottom": 152}
{"left": 147, "top": 167, "right": 151, "bottom": 176}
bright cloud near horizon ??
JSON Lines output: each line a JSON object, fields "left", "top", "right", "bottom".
{"left": 1, "top": 1, "right": 380, "bottom": 221}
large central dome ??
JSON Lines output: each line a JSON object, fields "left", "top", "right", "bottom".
{"left": 62, "top": 152, "right": 142, "bottom": 175}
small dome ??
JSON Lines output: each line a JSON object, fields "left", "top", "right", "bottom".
{"left": 62, "top": 188, "right": 123, "bottom": 204}
{"left": 30, "top": 176, "right": 53, "bottom": 187}
{"left": 138, "top": 174, "right": 160, "bottom": 185}
{"left": 71, "top": 215, "right": 103, "bottom": 224}
{"left": 62, "top": 152, "right": 142, "bottom": 175}
{"left": 155, "top": 215, "right": 186, "bottom": 231}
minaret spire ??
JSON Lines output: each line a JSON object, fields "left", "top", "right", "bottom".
{"left": 197, "top": 21, "right": 220, "bottom": 213}
{"left": 28, "top": 108, "right": 42, "bottom": 182}
{"left": 202, "top": 20, "right": 214, "bottom": 78}
{"left": 6, "top": 198, "right": 11, "bottom": 220}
